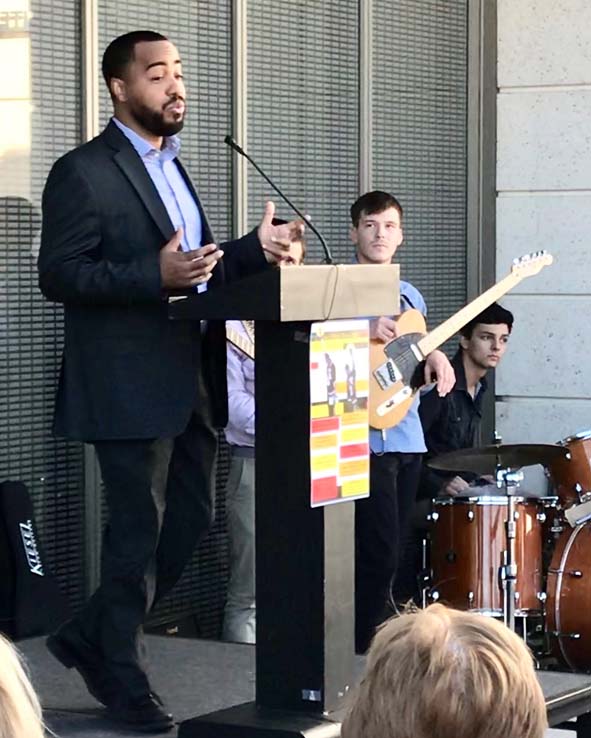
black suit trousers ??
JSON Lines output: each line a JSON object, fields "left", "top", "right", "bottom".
{"left": 355, "top": 451, "right": 422, "bottom": 653}
{"left": 77, "top": 384, "right": 217, "bottom": 697}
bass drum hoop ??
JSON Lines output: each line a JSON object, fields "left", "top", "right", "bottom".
{"left": 553, "top": 523, "right": 586, "bottom": 671}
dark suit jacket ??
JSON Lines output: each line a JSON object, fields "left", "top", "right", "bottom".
{"left": 38, "top": 121, "right": 267, "bottom": 441}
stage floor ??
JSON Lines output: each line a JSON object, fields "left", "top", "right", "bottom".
{"left": 18, "top": 635, "right": 591, "bottom": 737}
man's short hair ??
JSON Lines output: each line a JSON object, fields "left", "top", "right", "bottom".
{"left": 102, "top": 31, "right": 169, "bottom": 92}
{"left": 350, "top": 191, "right": 403, "bottom": 227}
{"left": 341, "top": 604, "right": 546, "bottom": 738}
{"left": 460, "top": 302, "right": 514, "bottom": 339}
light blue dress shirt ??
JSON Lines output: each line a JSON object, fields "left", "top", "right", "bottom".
{"left": 369, "top": 279, "right": 428, "bottom": 454}
{"left": 112, "top": 117, "right": 203, "bottom": 254}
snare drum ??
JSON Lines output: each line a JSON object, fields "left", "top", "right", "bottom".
{"left": 548, "top": 430, "right": 591, "bottom": 508}
{"left": 546, "top": 522, "right": 591, "bottom": 671}
{"left": 430, "top": 496, "right": 544, "bottom": 615}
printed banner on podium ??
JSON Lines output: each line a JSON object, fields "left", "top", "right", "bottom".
{"left": 309, "top": 319, "right": 370, "bottom": 507}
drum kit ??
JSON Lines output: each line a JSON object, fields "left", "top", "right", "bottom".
{"left": 425, "top": 430, "right": 591, "bottom": 671}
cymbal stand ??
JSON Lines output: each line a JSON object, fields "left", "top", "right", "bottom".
{"left": 497, "top": 466, "right": 524, "bottom": 632}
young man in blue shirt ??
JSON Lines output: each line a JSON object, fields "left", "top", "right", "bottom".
{"left": 351, "top": 190, "right": 455, "bottom": 653}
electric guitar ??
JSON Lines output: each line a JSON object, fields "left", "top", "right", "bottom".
{"left": 226, "top": 324, "right": 255, "bottom": 360}
{"left": 368, "top": 251, "right": 553, "bottom": 430}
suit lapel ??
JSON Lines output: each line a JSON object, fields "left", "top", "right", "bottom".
{"left": 103, "top": 121, "right": 175, "bottom": 241}
{"left": 113, "top": 146, "right": 175, "bottom": 241}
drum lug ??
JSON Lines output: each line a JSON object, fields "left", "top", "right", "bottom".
{"left": 537, "top": 591, "right": 547, "bottom": 602}
{"left": 553, "top": 631, "right": 581, "bottom": 640}
{"left": 428, "top": 511, "right": 439, "bottom": 522}
{"left": 468, "top": 591, "right": 474, "bottom": 604}
{"left": 467, "top": 511, "right": 474, "bottom": 522}
{"left": 430, "top": 589, "right": 440, "bottom": 602}
{"left": 568, "top": 569, "right": 583, "bottom": 578}
{"left": 537, "top": 512, "right": 547, "bottom": 523}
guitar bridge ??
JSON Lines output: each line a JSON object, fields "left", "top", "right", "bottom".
{"left": 373, "top": 359, "right": 402, "bottom": 390}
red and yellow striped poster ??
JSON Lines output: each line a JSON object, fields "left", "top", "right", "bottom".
{"left": 309, "top": 319, "right": 370, "bottom": 507}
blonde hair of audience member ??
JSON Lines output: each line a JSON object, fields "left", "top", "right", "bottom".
{"left": 0, "top": 634, "right": 44, "bottom": 738}
{"left": 341, "top": 604, "right": 546, "bottom": 738}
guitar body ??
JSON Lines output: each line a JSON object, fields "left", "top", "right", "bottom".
{"left": 368, "top": 309, "right": 427, "bottom": 430}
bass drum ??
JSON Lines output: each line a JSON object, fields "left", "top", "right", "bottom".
{"left": 546, "top": 522, "right": 591, "bottom": 671}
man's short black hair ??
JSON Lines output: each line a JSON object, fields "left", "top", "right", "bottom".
{"left": 460, "top": 302, "right": 514, "bottom": 339}
{"left": 350, "top": 190, "right": 403, "bottom": 227}
{"left": 102, "top": 31, "right": 169, "bottom": 92}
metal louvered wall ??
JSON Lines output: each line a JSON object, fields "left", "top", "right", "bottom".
{"left": 0, "top": 2, "right": 86, "bottom": 613}
{"left": 373, "top": 0, "right": 468, "bottom": 334}
{"left": 96, "top": 1, "right": 233, "bottom": 637}
{"left": 246, "top": 0, "right": 360, "bottom": 263}
{"left": 1, "top": 0, "right": 472, "bottom": 637}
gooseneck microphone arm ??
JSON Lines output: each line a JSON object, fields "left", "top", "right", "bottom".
{"left": 224, "top": 135, "right": 334, "bottom": 265}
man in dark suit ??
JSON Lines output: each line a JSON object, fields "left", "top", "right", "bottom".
{"left": 38, "top": 30, "right": 303, "bottom": 732}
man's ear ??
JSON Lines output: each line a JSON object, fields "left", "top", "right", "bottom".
{"left": 349, "top": 226, "right": 357, "bottom": 244}
{"left": 459, "top": 335, "right": 470, "bottom": 351}
{"left": 110, "top": 77, "right": 128, "bottom": 103}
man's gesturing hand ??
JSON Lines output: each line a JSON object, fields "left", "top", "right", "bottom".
{"left": 160, "top": 228, "right": 223, "bottom": 290}
{"left": 257, "top": 201, "right": 305, "bottom": 264}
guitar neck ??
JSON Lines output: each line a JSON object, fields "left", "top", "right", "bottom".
{"left": 417, "top": 272, "right": 521, "bottom": 356}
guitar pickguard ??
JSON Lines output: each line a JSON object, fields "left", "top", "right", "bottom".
{"left": 372, "top": 332, "right": 425, "bottom": 390}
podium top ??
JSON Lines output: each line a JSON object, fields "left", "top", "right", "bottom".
{"left": 169, "top": 263, "right": 400, "bottom": 322}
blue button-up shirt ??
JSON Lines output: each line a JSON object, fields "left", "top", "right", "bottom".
{"left": 370, "top": 279, "right": 428, "bottom": 454}
{"left": 113, "top": 117, "right": 203, "bottom": 254}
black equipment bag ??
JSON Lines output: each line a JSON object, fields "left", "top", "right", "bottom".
{"left": 0, "top": 480, "right": 69, "bottom": 639}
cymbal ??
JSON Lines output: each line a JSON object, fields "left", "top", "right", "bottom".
{"left": 427, "top": 443, "right": 569, "bottom": 474}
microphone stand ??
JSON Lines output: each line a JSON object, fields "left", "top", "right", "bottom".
{"left": 224, "top": 135, "right": 335, "bottom": 265}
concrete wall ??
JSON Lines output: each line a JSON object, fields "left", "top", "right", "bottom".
{"left": 496, "top": 0, "right": 591, "bottom": 489}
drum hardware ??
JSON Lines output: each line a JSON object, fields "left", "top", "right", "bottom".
{"left": 565, "top": 499, "right": 591, "bottom": 528}
{"left": 497, "top": 466, "right": 524, "bottom": 632}
{"left": 537, "top": 512, "right": 547, "bottom": 523}
{"left": 547, "top": 568, "right": 582, "bottom": 578}
{"left": 537, "top": 592, "right": 547, "bottom": 602}
{"left": 552, "top": 631, "right": 581, "bottom": 640}
{"left": 420, "top": 538, "right": 430, "bottom": 609}
{"left": 467, "top": 510, "right": 474, "bottom": 521}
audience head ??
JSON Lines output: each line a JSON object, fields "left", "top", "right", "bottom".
{"left": 341, "top": 604, "right": 546, "bottom": 738}
{"left": 0, "top": 634, "right": 44, "bottom": 738}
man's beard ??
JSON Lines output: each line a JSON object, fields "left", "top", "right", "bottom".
{"left": 130, "top": 99, "right": 185, "bottom": 137}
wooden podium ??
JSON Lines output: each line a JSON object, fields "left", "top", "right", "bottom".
{"left": 171, "top": 264, "right": 399, "bottom": 737}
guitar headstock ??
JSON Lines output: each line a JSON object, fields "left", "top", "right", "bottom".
{"left": 510, "top": 250, "right": 554, "bottom": 278}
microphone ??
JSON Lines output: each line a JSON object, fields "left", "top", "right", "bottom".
{"left": 224, "top": 135, "right": 334, "bottom": 265}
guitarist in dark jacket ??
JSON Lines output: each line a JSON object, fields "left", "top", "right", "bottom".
{"left": 351, "top": 191, "right": 455, "bottom": 653}
{"left": 38, "top": 31, "right": 303, "bottom": 732}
